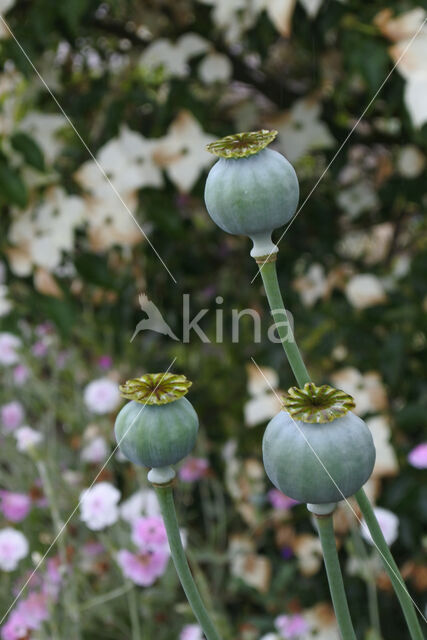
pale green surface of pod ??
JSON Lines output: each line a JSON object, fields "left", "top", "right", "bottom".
{"left": 114, "top": 397, "right": 199, "bottom": 468}
{"left": 204, "top": 148, "right": 299, "bottom": 238}
{"left": 262, "top": 410, "right": 376, "bottom": 504}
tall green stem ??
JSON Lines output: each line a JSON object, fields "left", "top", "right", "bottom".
{"left": 258, "top": 259, "right": 310, "bottom": 386}
{"left": 316, "top": 515, "right": 357, "bottom": 640}
{"left": 257, "top": 256, "right": 424, "bottom": 638}
{"left": 355, "top": 489, "right": 424, "bottom": 640}
{"left": 349, "top": 520, "right": 381, "bottom": 637}
{"left": 154, "top": 484, "right": 222, "bottom": 640}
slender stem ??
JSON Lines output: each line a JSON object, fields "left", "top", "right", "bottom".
{"left": 154, "top": 484, "right": 222, "bottom": 640}
{"left": 35, "top": 458, "right": 81, "bottom": 639}
{"left": 355, "top": 489, "right": 424, "bottom": 640}
{"left": 350, "top": 521, "right": 381, "bottom": 636}
{"left": 258, "top": 259, "right": 311, "bottom": 387}
{"left": 257, "top": 256, "right": 426, "bottom": 639}
{"left": 127, "top": 581, "right": 142, "bottom": 640}
{"left": 316, "top": 515, "right": 357, "bottom": 640}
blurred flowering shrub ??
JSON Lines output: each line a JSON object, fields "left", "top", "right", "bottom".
{"left": 0, "top": 1, "right": 426, "bottom": 638}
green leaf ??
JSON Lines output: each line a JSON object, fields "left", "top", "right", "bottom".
{"left": 0, "top": 161, "right": 28, "bottom": 207}
{"left": 11, "top": 132, "right": 45, "bottom": 171}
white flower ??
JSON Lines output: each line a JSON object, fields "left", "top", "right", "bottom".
{"left": 18, "top": 112, "right": 67, "bottom": 162}
{"left": 345, "top": 274, "right": 387, "bottom": 309}
{"left": 375, "top": 9, "right": 427, "bottom": 128}
{"left": 84, "top": 378, "right": 120, "bottom": 415}
{"left": 0, "top": 332, "right": 21, "bottom": 365}
{"left": 140, "top": 33, "right": 208, "bottom": 78}
{"left": 331, "top": 367, "right": 388, "bottom": 416}
{"left": 80, "top": 482, "right": 121, "bottom": 531}
{"left": 361, "top": 507, "right": 399, "bottom": 546}
{"left": 7, "top": 187, "right": 85, "bottom": 275}
{"left": 337, "top": 182, "right": 379, "bottom": 219}
{"left": 270, "top": 96, "right": 334, "bottom": 162}
{"left": 120, "top": 490, "right": 161, "bottom": 524}
{"left": 397, "top": 145, "right": 426, "bottom": 178}
{"left": 244, "top": 364, "right": 281, "bottom": 427}
{"left": 179, "top": 624, "right": 205, "bottom": 640}
{"left": 366, "top": 416, "right": 398, "bottom": 478}
{"left": 198, "top": 52, "right": 232, "bottom": 84}
{"left": 153, "top": 110, "right": 215, "bottom": 192}
{"left": 0, "top": 527, "right": 29, "bottom": 571}
{"left": 14, "top": 426, "right": 43, "bottom": 452}
{"left": 76, "top": 126, "right": 163, "bottom": 196}
{"left": 81, "top": 436, "right": 109, "bottom": 464}
{"left": 293, "top": 263, "right": 328, "bottom": 307}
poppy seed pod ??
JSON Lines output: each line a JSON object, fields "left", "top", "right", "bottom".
{"left": 262, "top": 384, "right": 376, "bottom": 504}
{"left": 114, "top": 373, "right": 198, "bottom": 469}
{"left": 204, "top": 130, "right": 299, "bottom": 258}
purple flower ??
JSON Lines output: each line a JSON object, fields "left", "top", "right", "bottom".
{"left": 179, "top": 457, "right": 209, "bottom": 482}
{"left": 0, "top": 333, "right": 21, "bottom": 366}
{"left": 131, "top": 516, "right": 168, "bottom": 552}
{"left": 1, "top": 402, "right": 25, "bottom": 433}
{"left": 0, "top": 528, "right": 29, "bottom": 571}
{"left": 31, "top": 341, "right": 48, "bottom": 358}
{"left": 408, "top": 442, "right": 427, "bottom": 469}
{"left": 0, "top": 492, "right": 31, "bottom": 523}
{"left": 275, "top": 613, "right": 310, "bottom": 639}
{"left": 116, "top": 549, "right": 169, "bottom": 586}
{"left": 268, "top": 489, "right": 298, "bottom": 511}
{"left": 98, "top": 355, "right": 113, "bottom": 370}
{"left": 83, "top": 378, "right": 120, "bottom": 414}
{"left": 12, "top": 365, "right": 29, "bottom": 386}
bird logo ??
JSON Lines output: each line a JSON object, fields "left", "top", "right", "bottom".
{"left": 130, "top": 294, "right": 180, "bottom": 342}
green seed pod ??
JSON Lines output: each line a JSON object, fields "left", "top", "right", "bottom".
{"left": 262, "top": 384, "right": 376, "bottom": 504}
{"left": 114, "top": 373, "right": 198, "bottom": 469}
{"left": 204, "top": 130, "right": 299, "bottom": 257}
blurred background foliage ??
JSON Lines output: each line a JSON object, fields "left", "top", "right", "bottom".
{"left": 0, "top": 1, "right": 426, "bottom": 639}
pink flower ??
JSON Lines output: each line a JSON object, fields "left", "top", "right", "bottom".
{"left": 80, "top": 482, "right": 121, "bottom": 530}
{"left": 14, "top": 427, "right": 43, "bottom": 453}
{"left": 98, "top": 355, "right": 112, "bottom": 370}
{"left": 408, "top": 442, "right": 427, "bottom": 469}
{"left": 0, "top": 528, "right": 29, "bottom": 571}
{"left": 179, "top": 457, "right": 209, "bottom": 482}
{"left": 1, "top": 609, "right": 30, "bottom": 640}
{"left": 180, "top": 624, "right": 204, "bottom": 640}
{"left": 12, "top": 365, "right": 29, "bottom": 386}
{"left": 0, "top": 492, "right": 31, "bottom": 523}
{"left": 80, "top": 436, "right": 109, "bottom": 464}
{"left": 84, "top": 378, "right": 120, "bottom": 414}
{"left": 16, "top": 593, "right": 49, "bottom": 629}
{"left": 275, "top": 613, "right": 310, "bottom": 638}
{"left": 116, "top": 549, "right": 169, "bottom": 586}
{"left": 1, "top": 592, "right": 49, "bottom": 640}
{"left": 1, "top": 402, "right": 24, "bottom": 433}
{"left": 0, "top": 333, "right": 21, "bottom": 366}
{"left": 268, "top": 489, "right": 299, "bottom": 511}
{"left": 31, "top": 341, "right": 48, "bottom": 358}
{"left": 361, "top": 507, "right": 399, "bottom": 546}
{"left": 132, "top": 516, "right": 168, "bottom": 552}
